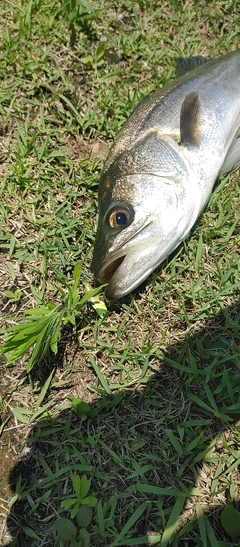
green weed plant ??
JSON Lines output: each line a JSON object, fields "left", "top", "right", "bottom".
{"left": 0, "top": 263, "right": 107, "bottom": 372}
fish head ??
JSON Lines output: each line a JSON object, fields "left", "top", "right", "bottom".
{"left": 91, "top": 130, "right": 199, "bottom": 299}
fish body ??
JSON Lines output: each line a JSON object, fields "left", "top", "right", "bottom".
{"left": 91, "top": 50, "right": 240, "bottom": 300}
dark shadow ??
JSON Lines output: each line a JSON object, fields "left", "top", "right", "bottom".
{"left": 3, "top": 299, "right": 240, "bottom": 546}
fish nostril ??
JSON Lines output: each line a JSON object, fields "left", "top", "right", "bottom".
{"left": 103, "top": 256, "right": 125, "bottom": 282}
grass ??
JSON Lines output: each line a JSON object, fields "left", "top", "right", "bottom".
{"left": 0, "top": 0, "right": 240, "bottom": 545}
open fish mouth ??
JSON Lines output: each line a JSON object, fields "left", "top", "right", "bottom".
{"left": 93, "top": 219, "right": 154, "bottom": 284}
{"left": 100, "top": 255, "right": 125, "bottom": 283}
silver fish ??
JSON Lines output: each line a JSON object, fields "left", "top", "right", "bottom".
{"left": 91, "top": 50, "right": 240, "bottom": 300}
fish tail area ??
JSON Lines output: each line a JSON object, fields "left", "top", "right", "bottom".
{"left": 221, "top": 137, "right": 240, "bottom": 174}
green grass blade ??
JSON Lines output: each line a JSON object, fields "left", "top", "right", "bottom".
{"left": 196, "top": 503, "right": 207, "bottom": 547}
{"left": 87, "top": 354, "right": 112, "bottom": 395}
{"left": 160, "top": 496, "right": 186, "bottom": 546}
{"left": 205, "top": 515, "right": 221, "bottom": 547}
{"left": 111, "top": 501, "right": 149, "bottom": 546}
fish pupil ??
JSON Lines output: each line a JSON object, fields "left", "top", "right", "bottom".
{"left": 116, "top": 212, "right": 127, "bottom": 225}
{"left": 107, "top": 204, "right": 133, "bottom": 229}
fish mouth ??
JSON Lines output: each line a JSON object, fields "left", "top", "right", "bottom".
{"left": 104, "top": 252, "right": 156, "bottom": 300}
{"left": 98, "top": 249, "right": 153, "bottom": 300}
{"left": 93, "top": 219, "right": 154, "bottom": 299}
{"left": 102, "top": 255, "right": 125, "bottom": 282}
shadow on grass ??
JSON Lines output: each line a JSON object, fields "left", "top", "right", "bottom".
{"left": 4, "top": 299, "right": 240, "bottom": 546}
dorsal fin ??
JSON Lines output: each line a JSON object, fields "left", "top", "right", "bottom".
{"left": 176, "top": 56, "right": 212, "bottom": 77}
{"left": 180, "top": 92, "right": 201, "bottom": 147}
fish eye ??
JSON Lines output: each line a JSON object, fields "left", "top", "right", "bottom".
{"left": 107, "top": 205, "right": 134, "bottom": 229}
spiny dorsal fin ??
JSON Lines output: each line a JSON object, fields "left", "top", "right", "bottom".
{"left": 176, "top": 56, "right": 212, "bottom": 77}
{"left": 180, "top": 92, "right": 201, "bottom": 147}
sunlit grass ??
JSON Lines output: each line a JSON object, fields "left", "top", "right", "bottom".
{"left": 0, "top": 0, "right": 240, "bottom": 545}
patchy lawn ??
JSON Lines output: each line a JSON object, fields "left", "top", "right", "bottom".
{"left": 0, "top": 0, "right": 240, "bottom": 545}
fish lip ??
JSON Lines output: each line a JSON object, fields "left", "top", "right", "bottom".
{"left": 105, "top": 262, "right": 152, "bottom": 300}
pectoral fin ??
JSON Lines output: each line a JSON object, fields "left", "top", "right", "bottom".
{"left": 180, "top": 92, "right": 201, "bottom": 147}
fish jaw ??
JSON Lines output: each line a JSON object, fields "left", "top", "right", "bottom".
{"left": 97, "top": 243, "right": 172, "bottom": 300}
{"left": 103, "top": 252, "right": 157, "bottom": 300}
{"left": 91, "top": 213, "right": 158, "bottom": 297}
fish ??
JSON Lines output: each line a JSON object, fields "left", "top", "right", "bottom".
{"left": 91, "top": 49, "right": 240, "bottom": 300}
{"left": 176, "top": 56, "right": 212, "bottom": 77}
